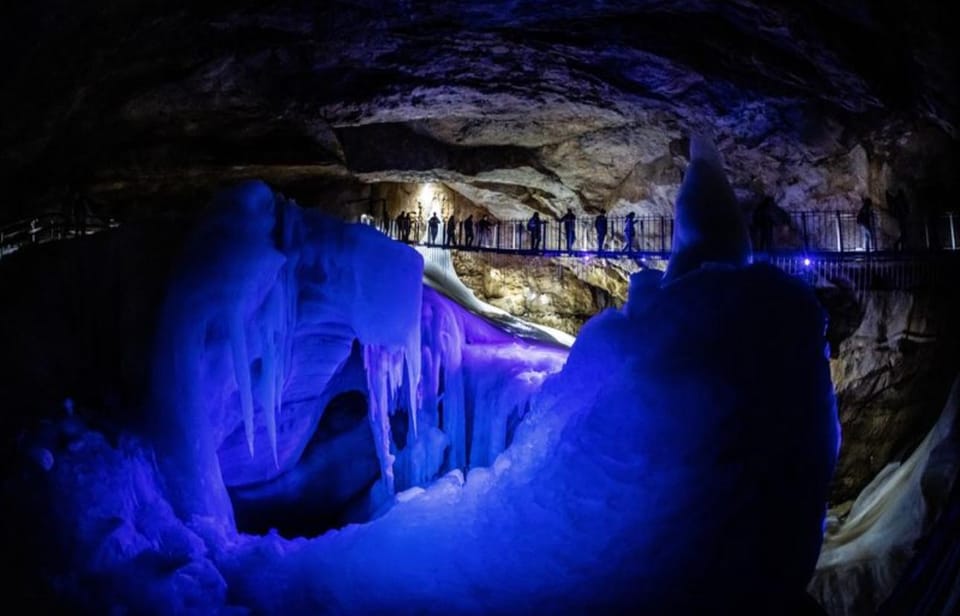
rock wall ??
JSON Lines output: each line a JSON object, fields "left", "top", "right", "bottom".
{"left": 828, "top": 288, "right": 960, "bottom": 504}
{"left": 451, "top": 251, "right": 639, "bottom": 336}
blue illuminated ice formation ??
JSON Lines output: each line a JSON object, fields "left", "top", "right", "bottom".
{"left": 9, "top": 174, "right": 839, "bottom": 614}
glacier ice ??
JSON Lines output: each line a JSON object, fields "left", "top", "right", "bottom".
{"left": 7, "top": 172, "right": 846, "bottom": 613}
{"left": 147, "top": 180, "right": 425, "bottom": 523}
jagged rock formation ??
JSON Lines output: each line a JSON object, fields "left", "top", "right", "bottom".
{"left": 1, "top": 2, "right": 957, "bottom": 231}
{"left": 452, "top": 251, "right": 637, "bottom": 335}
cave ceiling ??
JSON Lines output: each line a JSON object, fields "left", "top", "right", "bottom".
{"left": 0, "top": 1, "right": 957, "bottom": 222}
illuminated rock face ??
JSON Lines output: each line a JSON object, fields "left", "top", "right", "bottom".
{"left": 452, "top": 251, "right": 630, "bottom": 336}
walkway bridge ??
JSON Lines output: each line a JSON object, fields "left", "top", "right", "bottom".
{"left": 3, "top": 208, "right": 958, "bottom": 293}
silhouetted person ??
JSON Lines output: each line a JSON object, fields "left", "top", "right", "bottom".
{"left": 478, "top": 215, "right": 492, "bottom": 246}
{"left": 887, "top": 189, "right": 909, "bottom": 251}
{"left": 428, "top": 212, "right": 440, "bottom": 244}
{"left": 595, "top": 211, "right": 608, "bottom": 252}
{"left": 527, "top": 212, "right": 542, "bottom": 251}
{"left": 752, "top": 196, "right": 776, "bottom": 253}
{"left": 394, "top": 212, "right": 405, "bottom": 240}
{"left": 857, "top": 197, "right": 876, "bottom": 252}
{"left": 463, "top": 214, "right": 475, "bottom": 247}
{"left": 445, "top": 214, "right": 457, "bottom": 246}
{"left": 624, "top": 212, "right": 636, "bottom": 252}
{"left": 515, "top": 220, "right": 525, "bottom": 249}
{"left": 560, "top": 208, "right": 576, "bottom": 251}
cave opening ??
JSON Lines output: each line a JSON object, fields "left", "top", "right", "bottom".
{"left": 228, "top": 390, "right": 382, "bottom": 539}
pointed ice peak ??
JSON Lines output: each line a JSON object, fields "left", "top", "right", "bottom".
{"left": 689, "top": 133, "right": 723, "bottom": 167}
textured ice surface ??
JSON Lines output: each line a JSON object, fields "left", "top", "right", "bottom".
{"left": 220, "top": 263, "right": 840, "bottom": 614}
{"left": 8, "top": 179, "right": 843, "bottom": 614}
{"left": 148, "top": 181, "right": 423, "bottom": 522}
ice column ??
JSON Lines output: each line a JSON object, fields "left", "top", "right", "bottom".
{"left": 363, "top": 341, "right": 421, "bottom": 494}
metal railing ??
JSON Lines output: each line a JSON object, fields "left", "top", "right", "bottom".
{"left": 0, "top": 213, "right": 119, "bottom": 260}
{"left": 369, "top": 210, "right": 959, "bottom": 256}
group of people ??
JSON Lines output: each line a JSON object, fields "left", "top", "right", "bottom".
{"left": 390, "top": 189, "right": 918, "bottom": 254}
{"left": 521, "top": 209, "right": 640, "bottom": 253}
{"left": 394, "top": 211, "right": 417, "bottom": 243}
{"left": 422, "top": 212, "right": 496, "bottom": 247}
{"left": 435, "top": 212, "right": 495, "bottom": 247}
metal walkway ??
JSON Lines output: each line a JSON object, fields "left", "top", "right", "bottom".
{"left": 4, "top": 210, "right": 958, "bottom": 292}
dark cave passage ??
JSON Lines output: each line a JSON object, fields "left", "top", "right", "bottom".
{"left": 228, "top": 390, "right": 381, "bottom": 539}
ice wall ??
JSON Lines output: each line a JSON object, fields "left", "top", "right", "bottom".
{"left": 147, "top": 180, "right": 423, "bottom": 525}
{"left": 406, "top": 286, "right": 567, "bottom": 488}
{"left": 218, "top": 261, "right": 839, "bottom": 614}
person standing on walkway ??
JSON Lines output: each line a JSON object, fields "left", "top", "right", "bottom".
{"left": 428, "top": 212, "right": 440, "bottom": 244}
{"left": 463, "top": 214, "right": 475, "bottom": 247}
{"left": 527, "top": 212, "right": 542, "bottom": 251}
{"left": 478, "top": 215, "right": 492, "bottom": 246}
{"left": 624, "top": 212, "right": 636, "bottom": 252}
{"left": 857, "top": 197, "right": 876, "bottom": 252}
{"left": 445, "top": 213, "right": 457, "bottom": 246}
{"left": 595, "top": 211, "right": 608, "bottom": 252}
{"left": 560, "top": 208, "right": 576, "bottom": 252}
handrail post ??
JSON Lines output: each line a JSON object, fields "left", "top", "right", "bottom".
{"left": 950, "top": 213, "right": 957, "bottom": 250}
{"left": 835, "top": 211, "right": 844, "bottom": 253}
{"left": 660, "top": 216, "right": 665, "bottom": 253}
{"left": 801, "top": 212, "right": 809, "bottom": 251}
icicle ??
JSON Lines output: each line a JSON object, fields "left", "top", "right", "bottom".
{"left": 364, "top": 344, "right": 396, "bottom": 494}
{"left": 260, "top": 330, "right": 279, "bottom": 468}
{"left": 258, "top": 287, "right": 283, "bottom": 468}
{"left": 405, "top": 326, "right": 421, "bottom": 440}
{"left": 230, "top": 310, "right": 256, "bottom": 457}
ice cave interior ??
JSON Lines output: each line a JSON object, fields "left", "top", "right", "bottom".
{"left": 1, "top": 2, "right": 959, "bottom": 615}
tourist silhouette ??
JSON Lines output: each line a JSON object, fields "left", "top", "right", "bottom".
{"left": 560, "top": 208, "right": 576, "bottom": 251}
{"left": 428, "top": 212, "right": 440, "bottom": 244}
{"left": 595, "top": 211, "right": 608, "bottom": 252}
{"left": 624, "top": 212, "right": 636, "bottom": 252}
{"left": 527, "top": 212, "right": 542, "bottom": 251}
